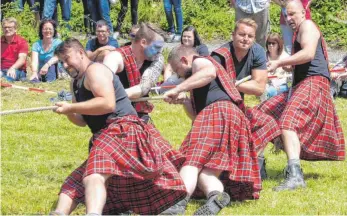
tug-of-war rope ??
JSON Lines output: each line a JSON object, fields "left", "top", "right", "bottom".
{"left": 1, "top": 67, "right": 345, "bottom": 116}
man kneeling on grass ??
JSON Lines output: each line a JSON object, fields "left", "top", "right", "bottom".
{"left": 50, "top": 38, "right": 187, "bottom": 215}
{"left": 161, "top": 46, "right": 262, "bottom": 215}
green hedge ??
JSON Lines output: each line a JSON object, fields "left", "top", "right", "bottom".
{"left": 2, "top": 0, "right": 346, "bottom": 48}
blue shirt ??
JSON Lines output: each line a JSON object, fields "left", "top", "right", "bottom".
{"left": 85, "top": 37, "right": 119, "bottom": 52}
{"left": 32, "top": 38, "right": 62, "bottom": 70}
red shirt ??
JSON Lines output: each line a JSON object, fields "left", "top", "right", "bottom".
{"left": 280, "top": 0, "right": 311, "bottom": 25}
{"left": 1, "top": 34, "right": 29, "bottom": 71}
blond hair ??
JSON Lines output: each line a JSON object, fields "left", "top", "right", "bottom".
{"left": 234, "top": 18, "right": 258, "bottom": 32}
{"left": 2, "top": 17, "right": 18, "bottom": 29}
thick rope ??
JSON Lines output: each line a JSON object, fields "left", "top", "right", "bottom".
{"left": 1, "top": 75, "right": 254, "bottom": 115}
{"left": 0, "top": 106, "right": 58, "bottom": 116}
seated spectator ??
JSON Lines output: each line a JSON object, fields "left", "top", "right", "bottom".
{"left": 160, "top": 26, "right": 209, "bottom": 93}
{"left": 331, "top": 55, "right": 347, "bottom": 98}
{"left": 1, "top": 17, "right": 28, "bottom": 82}
{"left": 122, "top": 24, "right": 140, "bottom": 47}
{"left": 85, "top": 20, "right": 119, "bottom": 62}
{"left": 260, "top": 33, "right": 292, "bottom": 102}
{"left": 30, "top": 19, "right": 62, "bottom": 82}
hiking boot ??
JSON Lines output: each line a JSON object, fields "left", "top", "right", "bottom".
{"left": 258, "top": 155, "right": 267, "bottom": 180}
{"left": 273, "top": 164, "right": 306, "bottom": 192}
{"left": 193, "top": 191, "right": 230, "bottom": 215}
{"left": 160, "top": 196, "right": 190, "bottom": 215}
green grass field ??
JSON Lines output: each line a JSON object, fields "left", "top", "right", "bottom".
{"left": 1, "top": 79, "right": 347, "bottom": 215}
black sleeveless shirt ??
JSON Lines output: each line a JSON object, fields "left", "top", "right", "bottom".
{"left": 193, "top": 77, "right": 231, "bottom": 114}
{"left": 293, "top": 38, "right": 330, "bottom": 85}
{"left": 73, "top": 65, "right": 137, "bottom": 133}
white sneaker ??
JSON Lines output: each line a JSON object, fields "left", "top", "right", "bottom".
{"left": 113, "top": 31, "right": 120, "bottom": 39}
{"left": 172, "top": 34, "right": 181, "bottom": 43}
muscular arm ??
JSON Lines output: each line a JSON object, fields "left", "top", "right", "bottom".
{"left": 277, "top": 21, "right": 320, "bottom": 67}
{"left": 237, "top": 68, "right": 268, "bottom": 96}
{"left": 125, "top": 55, "right": 164, "bottom": 99}
{"left": 176, "top": 58, "right": 216, "bottom": 93}
{"left": 66, "top": 80, "right": 87, "bottom": 127}
{"left": 87, "top": 46, "right": 115, "bottom": 61}
{"left": 68, "top": 63, "right": 116, "bottom": 115}
{"left": 103, "top": 51, "right": 124, "bottom": 74}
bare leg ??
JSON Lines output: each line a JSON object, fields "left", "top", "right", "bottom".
{"left": 53, "top": 193, "right": 78, "bottom": 215}
{"left": 179, "top": 165, "right": 200, "bottom": 196}
{"left": 194, "top": 168, "right": 230, "bottom": 215}
{"left": 281, "top": 130, "right": 301, "bottom": 160}
{"left": 83, "top": 173, "right": 111, "bottom": 214}
{"left": 160, "top": 165, "right": 200, "bottom": 215}
{"left": 273, "top": 130, "right": 306, "bottom": 191}
{"left": 197, "top": 168, "right": 223, "bottom": 196}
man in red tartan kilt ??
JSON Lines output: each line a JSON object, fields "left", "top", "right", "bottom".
{"left": 257, "top": 0, "right": 345, "bottom": 191}
{"left": 50, "top": 38, "right": 187, "bottom": 215}
{"left": 103, "top": 23, "right": 165, "bottom": 124}
{"left": 210, "top": 18, "right": 281, "bottom": 179}
{"left": 161, "top": 46, "right": 262, "bottom": 215}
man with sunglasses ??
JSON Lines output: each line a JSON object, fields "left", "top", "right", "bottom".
{"left": 103, "top": 23, "right": 165, "bottom": 123}
{"left": 51, "top": 38, "right": 187, "bottom": 215}
{"left": 85, "top": 20, "right": 119, "bottom": 62}
{"left": 258, "top": 0, "right": 345, "bottom": 191}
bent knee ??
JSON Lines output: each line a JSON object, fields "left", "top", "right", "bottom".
{"left": 83, "top": 173, "right": 109, "bottom": 186}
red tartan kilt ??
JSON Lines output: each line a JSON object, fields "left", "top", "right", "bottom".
{"left": 245, "top": 108, "right": 281, "bottom": 153}
{"left": 60, "top": 115, "right": 187, "bottom": 215}
{"left": 180, "top": 101, "right": 261, "bottom": 201}
{"left": 257, "top": 76, "right": 345, "bottom": 161}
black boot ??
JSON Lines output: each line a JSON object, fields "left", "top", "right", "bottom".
{"left": 160, "top": 196, "right": 190, "bottom": 215}
{"left": 193, "top": 191, "right": 230, "bottom": 215}
{"left": 258, "top": 156, "right": 267, "bottom": 180}
{"left": 273, "top": 164, "right": 306, "bottom": 191}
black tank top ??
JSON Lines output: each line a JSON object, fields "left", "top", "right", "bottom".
{"left": 118, "top": 60, "right": 152, "bottom": 89}
{"left": 73, "top": 64, "right": 137, "bottom": 133}
{"left": 293, "top": 38, "right": 330, "bottom": 85}
{"left": 193, "top": 77, "right": 231, "bottom": 114}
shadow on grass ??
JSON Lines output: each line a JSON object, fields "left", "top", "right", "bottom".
{"left": 265, "top": 169, "right": 323, "bottom": 181}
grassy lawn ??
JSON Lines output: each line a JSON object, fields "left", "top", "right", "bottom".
{"left": 1, "top": 79, "right": 347, "bottom": 215}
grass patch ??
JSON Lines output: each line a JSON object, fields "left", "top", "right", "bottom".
{"left": 1, "top": 79, "right": 347, "bottom": 214}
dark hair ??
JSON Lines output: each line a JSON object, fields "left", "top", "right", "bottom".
{"left": 39, "top": 19, "right": 58, "bottom": 40}
{"left": 134, "top": 22, "right": 163, "bottom": 43}
{"left": 96, "top": 19, "right": 109, "bottom": 31}
{"left": 54, "top": 38, "right": 86, "bottom": 57}
{"left": 181, "top": 26, "right": 202, "bottom": 47}
{"left": 266, "top": 33, "right": 284, "bottom": 56}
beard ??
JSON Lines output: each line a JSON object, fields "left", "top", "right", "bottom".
{"left": 184, "top": 68, "right": 193, "bottom": 79}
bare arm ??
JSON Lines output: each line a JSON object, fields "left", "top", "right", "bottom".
{"left": 237, "top": 68, "right": 268, "bottom": 96}
{"left": 87, "top": 46, "right": 116, "bottom": 61}
{"left": 125, "top": 55, "right": 164, "bottom": 99}
{"left": 56, "top": 63, "right": 115, "bottom": 115}
{"left": 278, "top": 21, "right": 320, "bottom": 67}
{"left": 30, "top": 51, "right": 39, "bottom": 79}
{"left": 65, "top": 80, "right": 87, "bottom": 127}
{"left": 176, "top": 58, "right": 216, "bottom": 93}
{"left": 10, "top": 53, "right": 27, "bottom": 70}
{"left": 103, "top": 51, "right": 124, "bottom": 74}
{"left": 183, "top": 99, "right": 196, "bottom": 120}
{"left": 163, "top": 63, "right": 174, "bottom": 81}
{"left": 164, "top": 58, "right": 216, "bottom": 103}
{"left": 267, "top": 21, "right": 320, "bottom": 72}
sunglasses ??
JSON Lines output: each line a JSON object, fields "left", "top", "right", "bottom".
{"left": 267, "top": 42, "right": 277, "bottom": 46}
{"left": 129, "top": 33, "right": 136, "bottom": 39}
